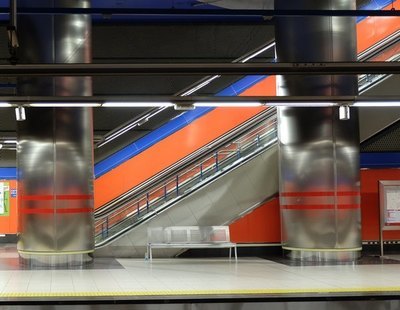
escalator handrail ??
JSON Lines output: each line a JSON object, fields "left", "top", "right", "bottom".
{"left": 358, "top": 29, "right": 400, "bottom": 62}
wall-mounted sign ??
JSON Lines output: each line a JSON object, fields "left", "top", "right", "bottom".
{"left": 0, "top": 182, "right": 10, "bottom": 216}
{"left": 10, "top": 189, "right": 17, "bottom": 198}
{"left": 379, "top": 180, "right": 400, "bottom": 256}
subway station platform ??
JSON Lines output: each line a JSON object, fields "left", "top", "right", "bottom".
{"left": 1, "top": 245, "right": 400, "bottom": 309}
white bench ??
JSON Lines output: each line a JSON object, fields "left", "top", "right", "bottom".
{"left": 146, "top": 226, "right": 237, "bottom": 261}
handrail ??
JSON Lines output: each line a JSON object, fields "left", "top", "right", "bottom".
{"left": 358, "top": 30, "right": 400, "bottom": 62}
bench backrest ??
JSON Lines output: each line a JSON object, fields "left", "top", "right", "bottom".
{"left": 148, "top": 226, "right": 231, "bottom": 244}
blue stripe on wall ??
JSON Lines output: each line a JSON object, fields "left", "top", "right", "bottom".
{"left": 361, "top": 152, "right": 400, "bottom": 168}
{"left": 0, "top": 168, "right": 16, "bottom": 180}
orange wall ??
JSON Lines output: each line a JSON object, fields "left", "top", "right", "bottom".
{"left": 230, "top": 197, "right": 281, "bottom": 243}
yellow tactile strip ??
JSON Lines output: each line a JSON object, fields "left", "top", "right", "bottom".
{"left": 1, "top": 287, "right": 400, "bottom": 298}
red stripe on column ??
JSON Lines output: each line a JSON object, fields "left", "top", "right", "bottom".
{"left": 281, "top": 204, "right": 360, "bottom": 210}
{"left": 56, "top": 195, "right": 93, "bottom": 200}
{"left": 21, "top": 195, "right": 53, "bottom": 201}
{"left": 20, "top": 207, "right": 93, "bottom": 214}
{"left": 281, "top": 191, "right": 359, "bottom": 197}
{"left": 21, "top": 194, "right": 93, "bottom": 201}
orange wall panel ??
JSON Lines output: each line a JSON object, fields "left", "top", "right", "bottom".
{"left": 230, "top": 197, "right": 280, "bottom": 243}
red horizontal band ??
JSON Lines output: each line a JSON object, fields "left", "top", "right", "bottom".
{"left": 21, "top": 194, "right": 93, "bottom": 201}
{"left": 281, "top": 191, "right": 359, "bottom": 197}
{"left": 56, "top": 195, "right": 93, "bottom": 200}
{"left": 281, "top": 204, "right": 360, "bottom": 210}
{"left": 20, "top": 207, "right": 93, "bottom": 214}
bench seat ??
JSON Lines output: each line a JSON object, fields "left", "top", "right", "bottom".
{"left": 146, "top": 226, "right": 237, "bottom": 261}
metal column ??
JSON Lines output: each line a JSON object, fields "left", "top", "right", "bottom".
{"left": 16, "top": 0, "right": 94, "bottom": 266}
{"left": 275, "top": 0, "right": 361, "bottom": 261}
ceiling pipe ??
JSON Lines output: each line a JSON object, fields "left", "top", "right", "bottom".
{"left": 0, "top": 7, "right": 398, "bottom": 17}
{"left": 0, "top": 62, "right": 398, "bottom": 76}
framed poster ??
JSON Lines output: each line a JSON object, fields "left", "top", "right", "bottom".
{"left": 379, "top": 181, "right": 400, "bottom": 228}
{"left": 379, "top": 180, "right": 400, "bottom": 256}
{"left": 0, "top": 181, "right": 10, "bottom": 216}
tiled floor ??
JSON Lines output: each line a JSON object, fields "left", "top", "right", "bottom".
{"left": 1, "top": 244, "right": 400, "bottom": 300}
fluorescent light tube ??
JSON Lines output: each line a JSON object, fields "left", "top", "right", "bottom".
{"left": 29, "top": 103, "right": 101, "bottom": 107}
{"left": 353, "top": 101, "right": 400, "bottom": 107}
{"left": 0, "top": 102, "right": 11, "bottom": 107}
{"left": 269, "top": 102, "right": 336, "bottom": 107}
{"left": 102, "top": 102, "right": 173, "bottom": 107}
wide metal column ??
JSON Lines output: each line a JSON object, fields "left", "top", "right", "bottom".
{"left": 16, "top": 0, "right": 94, "bottom": 266}
{"left": 275, "top": 0, "right": 361, "bottom": 261}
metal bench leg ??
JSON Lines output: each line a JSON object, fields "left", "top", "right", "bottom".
{"left": 147, "top": 244, "right": 153, "bottom": 261}
{"left": 234, "top": 246, "right": 237, "bottom": 262}
{"left": 229, "top": 247, "right": 232, "bottom": 260}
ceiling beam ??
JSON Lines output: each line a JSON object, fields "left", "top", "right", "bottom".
{"left": 0, "top": 62, "right": 399, "bottom": 76}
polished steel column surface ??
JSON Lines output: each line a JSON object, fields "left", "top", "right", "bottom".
{"left": 274, "top": 0, "right": 361, "bottom": 261}
{"left": 16, "top": 0, "right": 94, "bottom": 266}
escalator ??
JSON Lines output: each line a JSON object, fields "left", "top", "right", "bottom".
{"left": 95, "top": 108, "right": 278, "bottom": 257}
{"left": 93, "top": 17, "right": 400, "bottom": 257}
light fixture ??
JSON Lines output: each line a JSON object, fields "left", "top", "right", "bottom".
{"left": 174, "top": 104, "right": 195, "bottom": 111}
{"left": 102, "top": 102, "right": 173, "bottom": 107}
{"left": 0, "top": 102, "right": 11, "bottom": 107}
{"left": 137, "top": 117, "right": 149, "bottom": 126}
{"left": 95, "top": 108, "right": 164, "bottom": 148}
{"left": 180, "top": 75, "right": 221, "bottom": 97}
{"left": 29, "top": 102, "right": 101, "bottom": 107}
{"left": 339, "top": 105, "right": 351, "bottom": 120}
{"left": 3, "top": 140, "right": 17, "bottom": 144}
{"left": 239, "top": 42, "right": 276, "bottom": 63}
{"left": 15, "top": 106, "right": 26, "bottom": 121}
